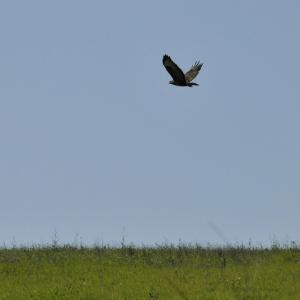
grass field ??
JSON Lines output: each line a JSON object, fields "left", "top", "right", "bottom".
{"left": 1, "top": 243, "right": 300, "bottom": 299}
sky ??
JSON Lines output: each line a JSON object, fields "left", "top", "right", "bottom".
{"left": 0, "top": 0, "right": 300, "bottom": 246}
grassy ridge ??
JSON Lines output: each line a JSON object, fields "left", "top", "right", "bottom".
{"left": 1, "top": 244, "right": 300, "bottom": 299}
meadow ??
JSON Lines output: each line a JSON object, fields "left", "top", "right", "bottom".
{"left": 1, "top": 243, "right": 300, "bottom": 299}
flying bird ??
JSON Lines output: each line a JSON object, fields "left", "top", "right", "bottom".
{"left": 162, "top": 54, "right": 203, "bottom": 87}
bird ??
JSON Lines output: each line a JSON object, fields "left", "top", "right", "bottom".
{"left": 162, "top": 54, "right": 203, "bottom": 87}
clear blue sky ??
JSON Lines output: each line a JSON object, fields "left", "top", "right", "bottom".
{"left": 1, "top": 1, "right": 299, "bottom": 246}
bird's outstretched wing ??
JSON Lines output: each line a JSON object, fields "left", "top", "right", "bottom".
{"left": 162, "top": 55, "right": 186, "bottom": 85}
{"left": 184, "top": 61, "right": 203, "bottom": 82}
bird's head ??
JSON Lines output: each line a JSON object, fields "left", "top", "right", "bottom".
{"left": 169, "top": 80, "right": 175, "bottom": 85}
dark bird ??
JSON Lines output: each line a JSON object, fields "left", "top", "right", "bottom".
{"left": 162, "top": 54, "right": 203, "bottom": 87}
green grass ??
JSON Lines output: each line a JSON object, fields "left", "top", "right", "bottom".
{"left": 1, "top": 244, "right": 300, "bottom": 299}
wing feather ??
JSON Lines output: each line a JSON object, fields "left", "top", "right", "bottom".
{"left": 184, "top": 61, "right": 203, "bottom": 82}
{"left": 162, "top": 55, "right": 186, "bottom": 85}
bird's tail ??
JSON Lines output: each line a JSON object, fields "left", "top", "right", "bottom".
{"left": 188, "top": 82, "right": 199, "bottom": 87}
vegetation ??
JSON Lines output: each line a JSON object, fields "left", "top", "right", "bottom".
{"left": 1, "top": 242, "right": 300, "bottom": 299}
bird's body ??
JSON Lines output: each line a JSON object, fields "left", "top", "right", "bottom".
{"left": 162, "top": 55, "right": 203, "bottom": 87}
{"left": 169, "top": 80, "right": 199, "bottom": 87}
